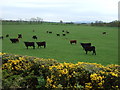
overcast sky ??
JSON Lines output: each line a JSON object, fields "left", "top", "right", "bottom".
{"left": 1, "top": 0, "right": 119, "bottom": 22}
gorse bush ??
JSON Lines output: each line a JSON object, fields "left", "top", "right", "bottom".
{"left": 2, "top": 53, "right": 58, "bottom": 89}
{"left": 1, "top": 53, "right": 120, "bottom": 89}
{"left": 46, "top": 62, "right": 120, "bottom": 89}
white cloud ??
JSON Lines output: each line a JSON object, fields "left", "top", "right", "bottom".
{"left": 1, "top": 0, "right": 119, "bottom": 22}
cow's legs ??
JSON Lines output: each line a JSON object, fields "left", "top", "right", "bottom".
{"left": 33, "top": 46, "right": 35, "bottom": 49}
{"left": 44, "top": 45, "right": 46, "bottom": 48}
{"left": 86, "top": 51, "right": 87, "bottom": 54}
{"left": 93, "top": 50, "right": 96, "bottom": 55}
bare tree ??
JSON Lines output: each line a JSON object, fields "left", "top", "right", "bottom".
{"left": 60, "top": 20, "right": 63, "bottom": 23}
{"left": 36, "top": 17, "right": 43, "bottom": 23}
{"left": 29, "top": 17, "right": 43, "bottom": 24}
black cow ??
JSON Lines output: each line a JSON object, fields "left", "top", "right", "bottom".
{"left": 62, "top": 30, "right": 64, "bottom": 32}
{"left": 80, "top": 43, "right": 96, "bottom": 55}
{"left": 10, "top": 38, "right": 19, "bottom": 43}
{"left": 56, "top": 34, "right": 60, "bottom": 36}
{"left": 62, "top": 34, "right": 66, "bottom": 36}
{"left": 49, "top": 31, "right": 52, "bottom": 34}
{"left": 0, "top": 36, "right": 3, "bottom": 39}
{"left": 66, "top": 31, "right": 69, "bottom": 34}
{"left": 32, "top": 35, "right": 37, "bottom": 39}
{"left": 6, "top": 34, "right": 9, "bottom": 37}
{"left": 36, "top": 41, "right": 46, "bottom": 48}
{"left": 24, "top": 42, "right": 35, "bottom": 49}
{"left": 18, "top": 34, "right": 22, "bottom": 38}
{"left": 102, "top": 32, "right": 106, "bottom": 34}
{"left": 70, "top": 40, "right": 77, "bottom": 44}
{"left": 80, "top": 43, "right": 91, "bottom": 49}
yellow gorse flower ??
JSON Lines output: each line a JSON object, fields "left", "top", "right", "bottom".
{"left": 110, "top": 72, "right": 118, "bottom": 77}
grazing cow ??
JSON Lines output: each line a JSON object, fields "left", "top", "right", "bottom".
{"left": 83, "top": 46, "right": 96, "bottom": 55}
{"left": 24, "top": 42, "right": 35, "bottom": 49}
{"left": 49, "top": 31, "right": 52, "bottom": 34}
{"left": 62, "top": 30, "right": 64, "bottom": 32}
{"left": 6, "top": 34, "right": 9, "bottom": 37}
{"left": 10, "top": 38, "right": 19, "bottom": 43}
{"left": 62, "top": 34, "right": 66, "bottom": 36}
{"left": 80, "top": 43, "right": 91, "bottom": 49}
{"left": 70, "top": 40, "right": 77, "bottom": 44}
{"left": 18, "top": 34, "right": 22, "bottom": 38}
{"left": 80, "top": 43, "right": 96, "bottom": 55}
{"left": 56, "top": 34, "right": 60, "bottom": 36}
{"left": 0, "top": 36, "right": 3, "bottom": 39}
{"left": 66, "top": 31, "right": 69, "bottom": 34}
{"left": 32, "top": 35, "right": 37, "bottom": 39}
{"left": 102, "top": 32, "right": 106, "bottom": 34}
{"left": 36, "top": 41, "right": 46, "bottom": 48}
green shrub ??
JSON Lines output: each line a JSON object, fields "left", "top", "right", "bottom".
{"left": 2, "top": 53, "right": 120, "bottom": 89}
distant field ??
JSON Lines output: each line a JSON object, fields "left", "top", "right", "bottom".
{"left": 2, "top": 24, "right": 118, "bottom": 65}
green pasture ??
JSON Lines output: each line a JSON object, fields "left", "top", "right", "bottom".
{"left": 2, "top": 24, "right": 118, "bottom": 65}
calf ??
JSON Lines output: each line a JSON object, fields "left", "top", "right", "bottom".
{"left": 36, "top": 41, "right": 46, "bottom": 48}
{"left": 70, "top": 40, "right": 77, "bottom": 44}
{"left": 49, "top": 31, "right": 52, "bottom": 34}
{"left": 6, "top": 34, "right": 9, "bottom": 37}
{"left": 18, "top": 34, "right": 22, "bottom": 38}
{"left": 32, "top": 35, "right": 37, "bottom": 39}
{"left": 24, "top": 42, "right": 35, "bottom": 49}
{"left": 10, "top": 38, "right": 19, "bottom": 43}
{"left": 102, "top": 32, "right": 106, "bottom": 34}
{"left": 56, "top": 34, "right": 60, "bottom": 36}
{"left": 66, "top": 31, "right": 69, "bottom": 34}
{"left": 62, "top": 34, "right": 66, "bottom": 36}
{"left": 46, "top": 31, "right": 49, "bottom": 33}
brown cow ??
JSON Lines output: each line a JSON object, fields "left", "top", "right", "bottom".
{"left": 70, "top": 40, "right": 77, "bottom": 44}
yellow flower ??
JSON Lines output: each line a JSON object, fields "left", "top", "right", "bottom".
{"left": 41, "top": 65, "right": 44, "bottom": 68}
{"left": 47, "top": 77, "right": 53, "bottom": 84}
{"left": 85, "top": 83, "right": 92, "bottom": 89}
{"left": 90, "top": 73, "right": 104, "bottom": 81}
{"left": 111, "top": 72, "right": 118, "bottom": 77}
{"left": 52, "top": 85, "right": 56, "bottom": 88}
{"left": 59, "top": 74, "right": 61, "bottom": 77}
{"left": 98, "top": 82, "right": 102, "bottom": 86}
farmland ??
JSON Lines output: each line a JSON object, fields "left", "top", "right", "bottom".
{"left": 2, "top": 23, "right": 118, "bottom": 65}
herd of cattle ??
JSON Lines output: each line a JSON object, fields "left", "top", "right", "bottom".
{"left": 0, "top": 30, "right": 107, "bottom": 55}
{"left": 46, "top": 30, "right": 69, "bottom": 36}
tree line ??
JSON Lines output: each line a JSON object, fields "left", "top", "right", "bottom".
{"left": 1, "top": 18, "right": 120, "bottom": 27}
{"left": 91, "top": 20, "right": 120, "bottom": 27}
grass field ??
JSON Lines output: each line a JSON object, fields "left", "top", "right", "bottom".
{"left": 2, "top": 24, "right": 118, "bottom": 65}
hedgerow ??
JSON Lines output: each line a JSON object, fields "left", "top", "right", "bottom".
{"left": 1, "top": 53, "right": 120, "bottom": 89}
